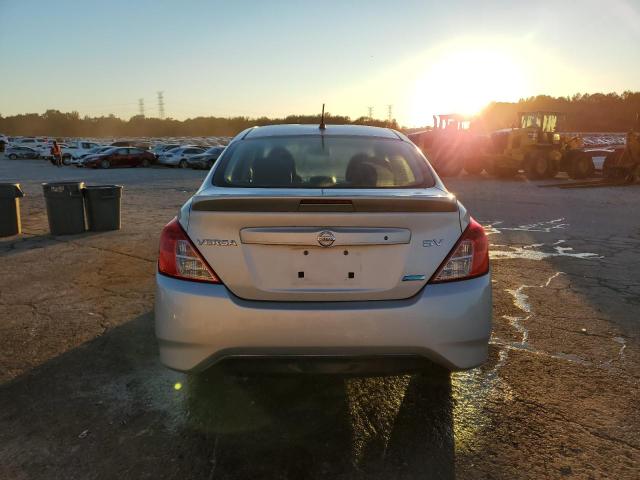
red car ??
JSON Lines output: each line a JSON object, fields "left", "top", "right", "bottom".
{"left": 82, "top": 147, "right": 155, "bottom": 169}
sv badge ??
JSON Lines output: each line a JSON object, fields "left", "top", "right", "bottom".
{"left": 423, "top": 239, "right": 444, "bottom": 247}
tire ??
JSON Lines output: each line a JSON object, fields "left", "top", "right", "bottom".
{"left": 434, "top": 158, "right": 463, "bottom": 177}
{"left": 62, "top": 156, "right": 72, "bottom": 166}
{"left": 568, "top": 153, "right": 595, "bottom": 179}
{"left": 486, "top": 158, "right": 518, "bottom": 178}
{"left": 547, "top": 159, "right": 559, "bottom": 179}
{"left": 603, "top": 151, "right": 623, "bottom": 179}
{"left": 463, "top": 156, "right": 484, "bottom": 175}
{"left": 524, "top": 151, "right": 553, "bottom": 180}
{"left": 141, "top": 158, "right": 150, "bottom": 168}
{"left": 179, "top": 159, "right": 188, "bottom": 169}
{"left": 8, "top": 154, "right": 17, "bottom": 160}
{"left": 493, "top": 166, "right": 519, "bottom": 178}
{"left": 100, "top": 159, "right": 111, "bottom": 169}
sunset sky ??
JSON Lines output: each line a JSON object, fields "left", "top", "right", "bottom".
{"left": 1, "top": 0, "right": 639, "bottom": 126}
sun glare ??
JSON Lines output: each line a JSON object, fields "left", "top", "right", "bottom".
{"left": 407, "top": 44, "right": 530, "bottom": 126}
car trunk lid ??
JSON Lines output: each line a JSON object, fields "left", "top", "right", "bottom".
{"left": 186, "top": 188, "right": 461, "bottom": 301}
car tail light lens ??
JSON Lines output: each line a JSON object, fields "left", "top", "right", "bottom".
{"left": 430, "top": 217, "right": 489, "bottom": 283}
{"left": 158, "top": 217, "right": 221, "bottom": 283}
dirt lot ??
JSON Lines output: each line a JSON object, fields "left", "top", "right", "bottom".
{"left": 1, "top": 158, "right": 638, "bottom": 479}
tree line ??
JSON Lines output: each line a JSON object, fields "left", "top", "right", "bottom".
{"left": 474, "top": 91, "right": 640, "bottom": 133}
{"left": 0, "top": 111, "right": 398, "bottom": 138}
{"left": 1, "top": 91, "right": 639, "bottom": 138}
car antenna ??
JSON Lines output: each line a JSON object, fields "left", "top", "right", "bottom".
{"left": 319, "top": 104, "right": 326, "bottom": 131}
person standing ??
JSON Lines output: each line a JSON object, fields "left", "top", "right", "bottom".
{"left": 51, "top": 141, "right": 62, "bottom": 167}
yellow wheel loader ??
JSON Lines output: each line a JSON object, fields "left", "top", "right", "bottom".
{"left": 603, "top": 116, "right": 640, "bottom": 182}
{"left": 482, "top": 111, "right": 595, "bottom": 180}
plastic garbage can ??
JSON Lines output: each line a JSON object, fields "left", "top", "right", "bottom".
{"left": 84, "top": 185, "right": 123, "bottom": 232}
{"left": 0, "top": 183, "right": 24, "bottom": 237}
{"left": 42, "top": 181, "right": 86, "bottom": 235}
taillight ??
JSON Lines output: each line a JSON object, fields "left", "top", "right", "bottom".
{"left": 429, "top": 217, "right": 489, "bottom": 283}
{"left": 158, "top": 217, "right": 221, "bottom": 283}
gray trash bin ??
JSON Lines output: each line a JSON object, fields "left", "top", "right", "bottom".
{"left": 84, "top": 185, "right": 123, "bottom": 232}
{"left": 0, "top": 183, "right": 24, "bottom": 237}
{"left": 42, "top": 182, "right": 86, "bottom": 235}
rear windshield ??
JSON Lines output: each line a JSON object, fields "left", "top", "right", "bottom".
{"left": 212, "top": 136, "right": 434, "bottom": 188}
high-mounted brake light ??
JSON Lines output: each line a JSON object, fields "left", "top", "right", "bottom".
{"left": 430, "top": 217, "right": 489, "bottom": 283}
{"left": 158, "top": 217, "right": 221, "bottom": 283}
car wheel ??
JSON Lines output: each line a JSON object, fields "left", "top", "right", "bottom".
{"left": 62, "top": 156, "right": 72, "bottom": 166}
{"left": 8, "top": 154, "right": 17, "bottom": 160}
{"left": 101, "top": 159, "right": 111, "bottom": 169}
{"left": 179, "top": 159, "right": 188, "bottom": 169}
{"left": 141, "top": 158, "right": 150, "bottom": 168}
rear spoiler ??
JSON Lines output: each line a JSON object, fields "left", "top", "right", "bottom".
{"left": 191, "top": 196, "right": 458, "bottom": 213}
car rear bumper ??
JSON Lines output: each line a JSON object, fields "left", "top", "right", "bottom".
{"left": 155, "top": 273, "right": 492, "bottom": 372}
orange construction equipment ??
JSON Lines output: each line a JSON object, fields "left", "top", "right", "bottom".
{"left": 407, "top": 114, "right": 481, "bottom": 177}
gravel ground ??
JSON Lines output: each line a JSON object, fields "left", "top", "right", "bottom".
{"left": 0, "top": 158, "right": 638, "bottom": 479}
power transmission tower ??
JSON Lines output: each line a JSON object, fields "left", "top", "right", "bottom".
{"left": 138, "top": 98, "right": 145, "bottom": 117}
{"left": 157, "top": 91, "right": 165, "bottom": 119}
{"left": 387, "top": 104, "right": 393, "bottom": 123}
{"left": 367, "top": 106, "right": 374, "bottom": 120}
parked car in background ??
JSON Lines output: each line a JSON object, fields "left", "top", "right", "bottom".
{"left": 186, "top": 145, "right": 225, "bottom": 169}
{"left": 82, "top": 147, "right": 155, "bottom": 169}
{"left": 5, "top": 145, "right": 41, "bottom": 159}
{"left": 61, "top": 141, "right": 102, "bottom": 163}
{"left": 111, "top": 140, "right": 151, "bottom": 150}
{"left": 11, "top": 137, "right": 47, "bottom": 149}
{"left": 152, "top": 143, "right": 181, "bottom": 158}
{"left": 155, "top": 124, "right": 491, "bottom": 374}
{"left": 35, "top": 141, "right": 54, "bottom": 159}
{"left": 70, "top": 146, "right": 114, "bottom": 166}
{"left": 157, "top": 146, "right": 205, "bottom": 168}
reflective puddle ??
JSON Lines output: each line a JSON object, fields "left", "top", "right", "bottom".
{"left": 483, "top": 218, "right": 568, "bottom": 235}
{"left": 483, "top": 218, "right": 603, "bottom": 261}
{"left": 490, "top": 242, "right": 602, "bottom": 261}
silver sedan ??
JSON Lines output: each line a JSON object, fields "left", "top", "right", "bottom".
{"left": 156, "top": 146, "right": 205, "bottom": 168}
{"left": 155, "top": 124, "right": 491, "bottom": 374}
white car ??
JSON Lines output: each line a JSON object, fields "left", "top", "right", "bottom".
{"left": 154, "top": 124, "right": 492, "bottom": 374}
{"left": 11, "top": 137, "right": 47, "bottom": 150}
{"left": 61, "top": 141, "right": 103, "bottom": 163}
{"left": 152, "top": 143, "right": 182, "bottom": 158}
{"left": 71, "top": 146, "right": 114, "bottom": 166}
{"left": 157, "top": 146, "right": 206, "bottom": 168}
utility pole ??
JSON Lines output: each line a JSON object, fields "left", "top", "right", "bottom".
{"left": 367, "top": 106, "right": 374, "bottom": 121}
{"left": 157, "top": 91, "right": 165, "bottom": 119}
{"left": 387, "top": 104, "right": 393, "bottom": 124}
{"left": 138, "top": 98, "right": 145, "bottom": 117}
